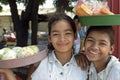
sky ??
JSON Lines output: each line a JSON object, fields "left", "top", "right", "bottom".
{"left": 2, "top": 0, "right": 54, "bottom": 10}
{"left": 41, "top": 0, "right": 54, "bottom": 8}
{"left": 1, "top": 0, "right": 74, "bottom": 17}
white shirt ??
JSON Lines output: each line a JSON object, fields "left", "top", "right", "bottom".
{"left": 88, "top": 56, "right": 120, "bottom": 80}
{"left": 31, "top": 51, "right": 87, "bottom": 80}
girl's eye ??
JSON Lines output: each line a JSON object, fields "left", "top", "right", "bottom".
{"left": 86, "top": 39, "right": 93, "bottom": 42}
{"left": 66, "top": 32, "right": 72, "bottom": 35}
{"left": 53, "top": 33, "right": 58, "bottom": 36}
{"left": 99, "top": 42, "right": 107, "bottom": 46}
{"left": 65, "top": 31, "right": 73, "bottom": 35}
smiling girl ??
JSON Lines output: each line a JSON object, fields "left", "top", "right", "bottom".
{"left": 84, "top": 26, "right": 120, "bottom": 80}
{"left": 31, "top": 13, "right": 87, "bottom": 80}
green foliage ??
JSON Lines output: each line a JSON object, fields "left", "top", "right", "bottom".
{"left": 0, "top": 5, "right": 2, "bottom": 12}
{"left": 66, "top": 6, "right": 74, "bottom": 12}
{"left": 53, "top": 0, "right": 78, "bottom": 12}
{"left": 0, "top": 0, "right": 78, "bottom": 12}
{"left": 39, "top": 0, "right": 46, "bottom": 5}
{"left": 17, "top": 0, "right": 24, "bottom": 3}
{"left": 15, "top": 0, "right": 45, "bottom": 6}
{"left": 67, "top": 0, "right": 78, "bottom": 12}
{"left": 53, "top": 0, "right": 64, "bottom": 7}
{"left": 0, "top": 0, "right": 9, "bottom": 5}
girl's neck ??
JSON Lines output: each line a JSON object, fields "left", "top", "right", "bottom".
{"left": 54, "top": 51, "right": 73, "bottom": 66}
{"left": 93, "top": 56, "right": 111, "bottom": 73}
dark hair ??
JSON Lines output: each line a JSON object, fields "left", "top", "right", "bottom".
{"left": 85, "top": 26, "right": 115, "bottom": 46}
{"left": 47, "top": 13, "right": 76, "bottom": 52}
{"left": 73, "top": 15, "right": 80, "bottom": 22}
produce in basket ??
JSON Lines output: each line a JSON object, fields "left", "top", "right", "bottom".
{"left": 28, "top": 45, "right": 40, "bottom": 54}
{"left": 18, "top": 47, "right": 35, "bottom": 58}
{"left": 100, "top": 6, "right": 114, "bottom": 15}
{"left": 0, "top": 49, "right": 5, "bottom": 59}
{"left": 0, "top": 45, "right": 40, "bottom": 60}
{"left": 12, "top": 47, "right": 24, "bottom": 58}
{"left": 1, "top": 49, "right": 17, "bottom": 60}
{"left": 74, "top": 0, "right": 114, "bottom": 16}
{"left": 75, "top": 3, "right": 92, "bottom": 16}
{"left": 2, "top": 47, "right": 11, "bottom": 53}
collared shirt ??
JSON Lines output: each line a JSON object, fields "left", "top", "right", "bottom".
{"left": 88, "top": 56, "right": 120, "bottom": 80}
{"left": 31, "top": 50, "right": 87, "bottom": 80}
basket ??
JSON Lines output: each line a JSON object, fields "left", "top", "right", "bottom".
{"left": 0, "top": 45, "right": 47, "bottom": 68}
{"left": 79, "top": 14, "right": 120, "bottom": 26}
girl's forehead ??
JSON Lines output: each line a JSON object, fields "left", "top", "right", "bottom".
{"left": 88, "top": 31, "right": 110, "bottom": 41}
{"left": 52, "top": 20, "right": 69, "bottom": 26}
{"left": 51, "top": 20, "right": 72, "bottom": 31}
{"left": 89, "top": 30, "right": 108, "bottom": 35}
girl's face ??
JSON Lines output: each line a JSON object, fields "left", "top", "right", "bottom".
{"left": 48, "top": 20, "right": 75, "bottom": 53}
{"left": 84, "top": 31, "right": 114, "bottom": 62}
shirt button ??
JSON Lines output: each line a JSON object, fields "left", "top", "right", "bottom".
{"left": 60, "top": 72, "right": 63, "bottom": 75}
{"left": 67, "top": 64, "right": 69, "bottom": 66}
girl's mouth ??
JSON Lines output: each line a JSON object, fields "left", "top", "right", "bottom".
{"left": 89, "top": 50, "right": 98, "bottom": 55}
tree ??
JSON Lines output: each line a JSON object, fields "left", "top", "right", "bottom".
{"left": 0, "top": 0, "right": 77, "bottom": 46}
{"left": 53, "top": 0, "right": 78, "bottom": 13}
{"left": 0, "top": 0, "right": 45, "bottom": 46}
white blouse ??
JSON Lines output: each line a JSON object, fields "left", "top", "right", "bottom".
{"left": 88, "top": 56, "right": 120, "bottom": 80}
{"left": 31, "top": 51, "right": 87, "bottom": 80}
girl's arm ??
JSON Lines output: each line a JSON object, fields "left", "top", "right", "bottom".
{"left": 27, "top": 64, "right": 37, "bottom": 80}
{"left": 0, "top": 69, "right": 16, "bottom": 80}
{"left": 75, "top": 51, "right": 90, "bottom": 70}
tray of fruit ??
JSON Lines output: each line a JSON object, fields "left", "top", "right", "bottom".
{"left": 74, "top": 0, "right": 120, "bottom": 26}
{"left": 0, "top": 45, "right": 47, "bottom": 68}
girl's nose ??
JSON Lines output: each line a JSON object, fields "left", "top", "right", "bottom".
{"left": 59, "top": 34, "right": 66, "bottom": 41}
{"left": 91, "top": 43, "right": 99, "bottom": 51}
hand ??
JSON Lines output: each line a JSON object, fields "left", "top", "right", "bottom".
{"left": 0, "top": 68, "right": 12, "bottom": 74}
{"left": 75, "top": 51, "right": 90, "bottom": 70}
{"left": 0, "top": 69, "right": 16, "bottom": 80}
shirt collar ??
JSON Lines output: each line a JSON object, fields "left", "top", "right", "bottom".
{"left": 48, "top": 50, "right": 77, "bottom": 66}
{"left": 98, "top": 56, "right": 119, "bottom": 79}
{"left": 89, "top": 56, "right": 119, "bottom": 80}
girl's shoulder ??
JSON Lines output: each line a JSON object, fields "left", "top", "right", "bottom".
{"left": 112, "top": 61, "right": 120, "bottom": 70}
{"left": 110, "top": 56, "right": 120, "bottom": 71}
{"left": 39, "top": 55, "right": 49, "bottom": 64}
{"left": 39, "top": 53, "right": 53, "bottom": 66}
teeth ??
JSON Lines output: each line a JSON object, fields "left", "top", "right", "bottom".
{"left": 90, "top": 51, "right": 98, "bottom": 54}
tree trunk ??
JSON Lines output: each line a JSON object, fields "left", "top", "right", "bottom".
{"left": 21, "top": 11, "right": 29, "bottom": 46}
{"left": 20, "top": 0, "right": 33, "bottom": 46}
{"left": 8, "top": 0, "right": 23, "bottom": 46}
{"left": 31, "top": 0, "right": 39, "bottom": 45}
{"left": 8, "top": 0, "right": 39, "bottom": 46}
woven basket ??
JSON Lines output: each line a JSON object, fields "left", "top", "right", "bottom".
{"left": 0, "top": 45, "right": 47, "bottom": 68}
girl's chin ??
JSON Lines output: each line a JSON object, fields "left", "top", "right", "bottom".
{"left": 56, "top": 49, "right": 72, "bottom": 53}
{"left": 86, "top": 55, "right": 98, "bottom": 61}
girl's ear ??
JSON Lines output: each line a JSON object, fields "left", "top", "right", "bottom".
{"left": 48, "top": 36, "right": 51, "bottom": 42}
{"left": 109, "top": 45, "right": 114, "bottom": 54}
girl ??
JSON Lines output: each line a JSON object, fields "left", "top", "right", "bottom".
{"left": 31, "top": 13, "right": 87, "bottom": 80}
{"left": 84, "top": 26, "right": 120, "bottom": 80}
{"left": 0, "top": 13, "right": 88, "bottom": 80}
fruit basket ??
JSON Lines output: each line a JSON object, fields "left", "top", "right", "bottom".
{"left": 79, "top": 14, "right": 120, "bottom": 26}
{"left": 0, "top": 45, "right": 47, "bottom": 68}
